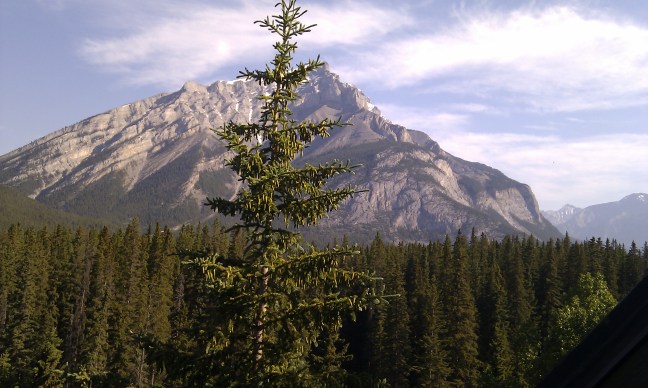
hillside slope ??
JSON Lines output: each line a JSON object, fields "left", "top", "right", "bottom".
{"left": 0, "top": 184, "right": 111, "bottom": 231}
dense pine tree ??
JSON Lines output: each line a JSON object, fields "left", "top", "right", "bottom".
{"left": 446, "top": 232, "right": 480, "bottom": 387}
{"left": 479, "top": 259, "right": 514, "bottom": 387}
{"left": 407, "top": 247, "right": 450, "bottom": 387}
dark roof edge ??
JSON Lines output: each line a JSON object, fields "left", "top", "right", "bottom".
{"left": 537, "top": 275, "right": 648, "bottom": 388}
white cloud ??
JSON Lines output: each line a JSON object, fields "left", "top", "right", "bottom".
{"left": 376, "top": 103, "right": 470, "bottom": 132}
{"left": 80, "top": 3, "right": 270, "bottom": 87}
{"left": 79, "top": 0, "right": 409, "bottom": 88}
{"left": 340, "top": 5, "right": 648, "bottom": 112}
{"left": 78, "top": 2, "right": 648, "bottom": 111}
{"left": 301, "top": 2, "right": 412, "bottom": 47}
{"left": 443, "top": 103, "right": 498, "bottom": 114}
{"left": 428, "top": 130, "right": 648, "bottom": 209}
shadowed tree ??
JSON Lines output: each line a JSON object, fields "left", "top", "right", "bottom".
{"left": 407, "top": 246, "right": 450, "bottom": 388}
{"left": 479, "top": 260, "right": 515, "bottom": 387}
{"left": 446, "top": 232, "right": 480, "bottom": 387}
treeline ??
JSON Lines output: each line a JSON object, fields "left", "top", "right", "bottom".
{"left": 0, "top": 220, "right": 646, "bottom": 386}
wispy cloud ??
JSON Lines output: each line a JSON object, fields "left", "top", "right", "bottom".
{"left": 301, "top": 2, "right": 412, "bottom": 47}
{"left": 429, "top": 130, "right": 648, "bottom": 209}
{"left": 377, "top": 103, "right": 471, "bottom": 133}
{"left": 80, "top": 2, "right": 269, "bottom": 87}
{"left": 79, "top": 0, "right": 410, "bottom": 88}
{"left": 77, "top": 1, "right": 648, "bottom": 112}
{"left": 340, "top": 5, "right": 648, "bottom": 112}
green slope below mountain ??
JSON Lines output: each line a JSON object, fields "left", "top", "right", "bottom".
{"left": 0, "top": 184, "right": 112, "bottom": 230}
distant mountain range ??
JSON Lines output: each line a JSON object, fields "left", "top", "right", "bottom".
{"left": 0, "top": 64, "right": 559, "bottom": 242}
{"left": 542, "top": 194, "right": 648, "bottom": 246}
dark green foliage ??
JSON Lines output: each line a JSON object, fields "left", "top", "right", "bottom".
{"left": 41, "top": 170, "right": 129, "bottom": 224}
{"left": 406, "top": 249, "right": 450, "bottom": 387}
{"left": 446, "top": 233, "right": 480, "bottom": 386}
{"left": 0, "top": 222, "right": 646, "bottom": 386}
{"left": 0, "top": 184, "right": 109, "bottom": 230}
{"left": 368, "top": 242, "right": 411, "bottom": 386}
{"left": 479, "top": 259, "right": 515, "bottom": 387}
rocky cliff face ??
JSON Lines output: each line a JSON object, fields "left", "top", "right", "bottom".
{"left": 0, "top": 65, "right": 559, "bottom": 242}
{"left": 543, "top": 204, "right": 580, "bottom": 225}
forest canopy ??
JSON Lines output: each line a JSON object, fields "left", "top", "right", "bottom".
{"left": 1, "top": 221, "right": 645, "bottom": 386}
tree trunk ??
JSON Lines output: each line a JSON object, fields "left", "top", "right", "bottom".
{"left": 254, "top": 266, "right": 269, "bottom": 366}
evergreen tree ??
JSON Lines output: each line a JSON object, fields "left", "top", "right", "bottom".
{"left": 620, "top": 241, "right": 644, "bottom": 296}
{"left": 586, "top": 237, "right": 604, "bottom": 275}
{"left": 367, "top": 235, "right": 388, "bottom": 381}
{"left": 0, "top": 224, "right": 23, "bottom": 348}
{"left": 501, "top": 235, "right": 538, "bottom": 387}
{"left": 109, "top": 219, "right": 151, "bottom": 384}
{"left": 155, "top": 1, "right": 375, "bottom": 384}
{"left": 467, "top": 228, "right": 487, "bottom": 301}
{"left": 146, "top": 225, "right": 176, "bottom": 344}
{"left": 63, "top": 228, "right": 95, "bottom": 374}
{"left": 479, "top": 260, "right": 514, "bottom": 387}
{"left": 602, "top": 239, "right": 620, "bottom": 299}
{"left": 538, "top": 240, "right": 563, "bottom": 339}
{"left": 82, "top": 226, "right": 115, "bottom": 384}
{"left": 0, "top": 221, "right": 637, "bottom": 386}
{"left": 446, "top": 232, "right": 480, "bottom": 387}
{"left": 407, "top": 250, "right": 450, "bottom": 388}
{"left": 375, "top": 245, "right": 410, "bottom": 386}
{"left": 6, "top": 227, "right": 64, "bottom": 385}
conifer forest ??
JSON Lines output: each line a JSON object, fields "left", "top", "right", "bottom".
{"left": 1, "top": 221, "right": 645, "bottom": 386}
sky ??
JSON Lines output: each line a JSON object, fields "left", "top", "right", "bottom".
{"left": 1, "top": 0, "right": 647, "bottom": 210}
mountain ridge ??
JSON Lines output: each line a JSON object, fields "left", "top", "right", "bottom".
{"left": 0, "top": 66, "right": 559, "bottom": 242}
{"left": 542, "top": 193, "right": 648, "bottom": 246}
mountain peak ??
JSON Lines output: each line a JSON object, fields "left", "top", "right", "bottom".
{"left": 543, "top": 194, "right": 648, "bottom": 245}
{"left": 622, "top": 193, "right": 648, "bottom": 202}
{"left": 542, "top": 204, "right": 582, "bottom": 226}
{"left": 560, "top": 204, "right": 580, "bottom": 212}
{"left": 181, "top": 80, "right": 207, "bottom": 94}
{"left": 319, "top": 61, "right": 331, "bottom": 73}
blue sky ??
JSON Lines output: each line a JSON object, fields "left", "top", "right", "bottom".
{"left": 1, "top": 0, "right": 647, "bottom": 210}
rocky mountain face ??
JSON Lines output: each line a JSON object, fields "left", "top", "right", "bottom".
{"left": 542, "top": 194, "right": 648, "bottom": 246}
{"left": 542, "top": 204, "right": 580, "bottom": 226}
{"left": 0, "top": 64, "right": 559, "bottom": 242}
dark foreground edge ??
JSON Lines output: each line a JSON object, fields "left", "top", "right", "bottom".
{"left": 538, "top": 275, "right": 648, "bottom": 387}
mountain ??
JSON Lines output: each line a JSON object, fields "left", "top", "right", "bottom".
{"left": 0, "top": 64, "right": 559, "bottom": 242}
{"left": 542, "top": 194, "right": 648, "bottom": 246}
{"left": 542, "top": 204, "right": 581, "bottom": 226}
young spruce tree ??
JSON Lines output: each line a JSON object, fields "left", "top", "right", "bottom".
{"left": 180, "top": 1, "right": 374, "bottom": 385}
